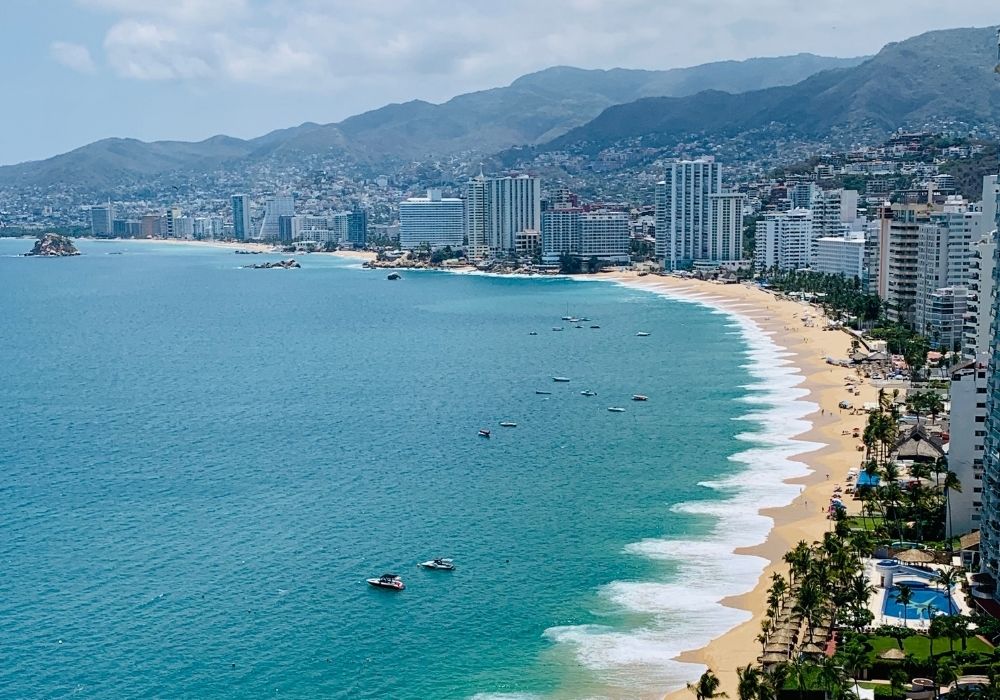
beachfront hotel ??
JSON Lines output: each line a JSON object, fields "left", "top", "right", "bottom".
{"left": 465, "top": 174, "right": 541, "bottom": 259}
{"left": 655, "top": 159, "right": 744, "bottom": 270}
{"left": 398, "top": 189, "right": 465, "bottom": 250}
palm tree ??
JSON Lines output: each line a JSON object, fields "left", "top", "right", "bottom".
{"left": 934, "top": 569, "right": 961, "bottom": 615}
{"left": 890, "top": 669, "right": 910, "bottom": 700}
{"left": 816, "top": 656, "right": 847, "bottom": 699}
{"left": 895, "top": 583, "right": 914, "bottom": 628}
{"left": 836, "top": 639, "right": 870, "bottom": 687}
{"left": 689, "top": 669, "right": 728, "bottom": 700}
{"left": 737, "top": 665, "right": 762, "bottom": 700}
{"left": 943, "top": 471, "right": 962, "bottom": 545}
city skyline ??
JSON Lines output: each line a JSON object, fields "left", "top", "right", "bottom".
{"left": 1, "top": 0, "right": 997, "bottom": 165}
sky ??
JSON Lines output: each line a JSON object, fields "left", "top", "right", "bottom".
{"left": 0, "top": 0, "right": 996, "bottom": 165}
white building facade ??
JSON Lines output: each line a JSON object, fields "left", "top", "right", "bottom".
{"left": 754, "top": 208, "right": 813, "bottom": 271}
{"left": 398, "top": 189, "right": 465, "bottom": 250}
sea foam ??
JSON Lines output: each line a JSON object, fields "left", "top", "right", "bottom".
{"left": 544, "top": 279, "right": 823, "bottom": 697}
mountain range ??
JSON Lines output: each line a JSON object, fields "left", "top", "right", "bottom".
{"left": 0, "top": 53, "right": 864, "bottom": 190}
{"left": 2, "top": 24, "right": 999, "bottom": 193}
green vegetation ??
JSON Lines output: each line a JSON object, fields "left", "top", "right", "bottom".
{"left": 760, "top": 269, "right": 882, "bottom": 328}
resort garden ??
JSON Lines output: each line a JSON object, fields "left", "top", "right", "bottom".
{"left": 689, "top": 392, "right": 999, "bottom": 700}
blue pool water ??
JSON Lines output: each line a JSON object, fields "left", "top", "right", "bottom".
{"left": 883, "top": 582, "right": 958, "bottom": 620}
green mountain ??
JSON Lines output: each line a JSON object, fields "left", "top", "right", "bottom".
{"left": 543, "top": 26, "right": 1000, "bottom": 153}
{"left": 0, "top": 53, "right": 863, "bottom": 189}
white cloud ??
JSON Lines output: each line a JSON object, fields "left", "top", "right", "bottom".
{"left": 73, "top": 0, "right": 998, "bottom": 98}
{"left": 49, "top": 41, "right": 97, "bottom": 74}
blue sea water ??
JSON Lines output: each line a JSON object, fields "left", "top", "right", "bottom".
{"left": 0, "top": 239, "right": 815, "bottom": 699}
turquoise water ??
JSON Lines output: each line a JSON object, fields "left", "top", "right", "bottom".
{"left": 0, "top": 239, "right": 786, "bottom": 699}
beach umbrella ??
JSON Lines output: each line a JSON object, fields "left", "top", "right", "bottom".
{"left": 879, "top": 648, "right": 906, "bottom": 661}
{"left": 760, "top": 652, "right": 788, "bottom": 665}
{"left": 896, "top": 548, "right": 935, "bottom": 564}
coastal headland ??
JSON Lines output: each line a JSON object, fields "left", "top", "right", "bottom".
{"left": 595, "top": 272, "right": 877, "bottom": 700}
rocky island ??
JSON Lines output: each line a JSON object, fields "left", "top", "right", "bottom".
{"left": 25, "top": 233, "right": 80, "bottom": 257}
{"left": 242, "top": 259, "right": 300, "bottom": 269}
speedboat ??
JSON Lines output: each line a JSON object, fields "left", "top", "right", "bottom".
{"left": 580, "top": 390, "right": 597, "bottom": 397}
{"left": 632, "top": 395, "right": 649, "bottom": 401}
{"left": 580, "top": 318, "right": 591, "bottom": 322}
{"left": 552, "top": 327, "right": 564, "bottom": 331}
{"left": 419, "top": 558, "right": 455, "bottom": 571}
{"left": 535, "top": 390, "right": 552, "bottom": 395}
{"left": 500, "top": 421, "right": 517, "bottom": 428}
{"left": 478, "top": 429, "right": 491, "bottom": 438}
{"left": 608, "top": 407, "right": 626, "bottom": 412}
{"left": 529, "top": 331, "right": 538, "bottom": 335}
{"left": 590, "top": 325, "right": 600, "bottom": 329}
{"left": 636, "top": 331, "right": 650, "bottom": 337}
{"left": 575, "top": 325, "right": 583, "bottom": 329}
{"left": 367, "top": 573, "right": 405, "bottom": 590}
{"left": 553, "top": 377, "right": 571, "bottom": 382}
{"left": 561, "top": 315, "right": 573, "bottom": 321}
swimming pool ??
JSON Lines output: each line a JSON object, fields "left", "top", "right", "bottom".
{"left": 883, "top": 582, "right": 958, "bottom": 620}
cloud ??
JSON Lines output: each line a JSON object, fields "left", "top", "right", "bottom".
{"left": 73, "top": 0, "right": 998, "bottom": 97}
{"left": 49, "top": 41, "right": 97, "bottom": 74}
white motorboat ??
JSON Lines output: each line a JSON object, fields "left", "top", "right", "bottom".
{"left": 419, "top": 558, "right": 455, "bottom": 571}
{"left": 580, "top": 390, "right": 597, "bottom": 397}
{"left": 367, "top": 573, "right": 405, "bottom": 590}
{"left": 553, "top": 377, "right": 571, "bottom": 382}
{"left": 607, "top": 407, "right": 626, "bottom": 413}
{"left": 632, "top": 394, "right": 649, "bottom": 401}
{"left": 636, "top": 331, "right": 651, "bottom": 337}
{"left": 500, "top": 421, "right": 517, "bottom": 428}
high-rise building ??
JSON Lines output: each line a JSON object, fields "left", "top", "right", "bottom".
{"left": 915, "top": 198, "right": 980, "bottom": 336}
{"left": 541, "top": 204, "right": 582, "bottom": 261}
{"left": 655, "top": 159, "right": 720, "bottom": 269}
{"left": 164, "top": 207, "right": 182, "bottom": 238}
{"left": 655, "top": 159, "right": 743, "bottom": 269}
{"left": 90, "top": 204, "right": 113, "bottom": 237}
{"left": 331, "top": 211, "right": 351, "bottom": 243}
{"left": 976, "top": 176, "right": 1000, "bottom": 587}
{"left": 885, "top": 203, "right": 931, "bottom": 324}
{"left": 112, "top": 219, "right": 141, "bottom": 238}
{"left": 964, "top": 231, "right": 997, "bottom": 358}
{"left": 753, "top": 209, "right": 812, "bottom": 271}
{"left": 922, "top": 287, "right": 969, "bottom": 351}
{"left": 398, "top": 189, "right": 464, "bottom": 249}
{"left": 579, "top": 211, "right": 629, "bottom": 263}
{"left": 257, "top": 195, "right": 294, "bottom": 240}
{"left": 348, "top": 208, "right": 368, "bottom": 247}
{"left": 789, "top": 182, "right": 816, "bottom": 210}
{"left": 231, "top": 194, "right": 251, "bottom": 241}
{"left": 465, "top": 174, "right": 541, "bottom": 258}
{"left": 811, "top": 233, "right": 866, "bottom": 279}
{"left": 948, "top": 356, "right": 989, "bottom": 537}
{"left": 140, "top": 214, "right": 164, "bottom": 238}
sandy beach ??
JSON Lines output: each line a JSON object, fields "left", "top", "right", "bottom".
{"left": 592, "top": 272, "right": 877, "bottom": 700}
{"left": 93, "top": 237, "right": 377, "bottom": 261}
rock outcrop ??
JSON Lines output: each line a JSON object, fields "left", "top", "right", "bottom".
{"left": 243, "top": 259, "right": 300, "bottom": 269}
{"left": 25, "top": 233, "right": 80, "bottom": 257}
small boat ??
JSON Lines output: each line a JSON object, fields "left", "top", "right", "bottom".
{"left": 575, "top": 325, "right": 583, "bottom": 329}
{"left": 529, "top": 331, "right": 538, "bottom": 335}
{"left": 552, "top": 327, "right": 564, "bottom": 331}
{"left": 608, "top": 407, "right": 626, "bottom": 413}
{"left": 500, "top": 421, "right": 517, "bottom": 428}
{"left": 367, "top": 573, "right": 405, "bottom": 590}
{"left": 419, "top": 558, "right": 455, "bottom": 571}
{"left": 535, "top": 390, "right": 552, "bottom": 395}
{"left": 590, "top": 325, "right": 600, "bottom": 329}
{"left": 636, "top": 332, "right": 650, "bottom": 337}
{"left": 568, "top": 317, "right": 581, "bottom": 323}
{"left": 580, "top": 390, "right": 597, "bottom": 397}
{"left": 580, "top": 318, "right": 591, "bottom": 322}
{"left": 561, "top": 316, "right": 573, "bottom": 321}
{"left": 632, "top": 395, "right": 649, "bottom": 402}
{"left": 478, "top": 429, "right": 491, "bottom": 438}
{"left": 552, "top": 377, "right": 571, "bottom": 382}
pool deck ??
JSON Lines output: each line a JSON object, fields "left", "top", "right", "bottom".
{"left": 864, "top": 558, "right": 972, "bottom": 629}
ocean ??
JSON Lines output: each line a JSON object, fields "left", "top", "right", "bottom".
{"left": 0, "top": 239, "right": 816, "bottom": 699}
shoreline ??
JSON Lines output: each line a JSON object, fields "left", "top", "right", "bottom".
{"left": 591, "top": 273, "right": 875, "bottom": 700}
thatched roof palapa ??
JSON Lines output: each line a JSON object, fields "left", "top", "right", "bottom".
{"left": 896, "top": 548, "right": 935, "bottom": 564}
{"left": 800, "top": 642, "right": 826, "bottom": 656}
{"left": 879, "top": 648, "right": 907, "bottom": 660}
{"left": 895, "top": 425, "right": 946, "bottom": 462}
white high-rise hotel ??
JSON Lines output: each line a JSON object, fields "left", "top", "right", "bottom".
{"left": 466, "top": 174, "right": 541, "bottom": 258}
{"left": 655, "top": 159, "right": 744, "bottom": 269}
